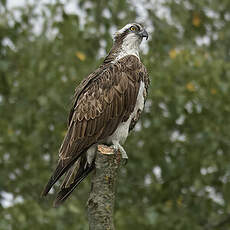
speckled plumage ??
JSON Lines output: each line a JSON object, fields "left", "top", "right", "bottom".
{"left": 42, "top": 23, "right": 149, "bottom": 206}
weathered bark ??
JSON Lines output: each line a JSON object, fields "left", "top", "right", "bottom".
{"left": 87, "top": 145, "right": 122, "bottom": 230}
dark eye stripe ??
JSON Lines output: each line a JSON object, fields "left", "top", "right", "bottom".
{"left": 132, "top": 24, "right": 140, "bottom": 30}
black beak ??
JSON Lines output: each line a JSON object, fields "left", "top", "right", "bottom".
{"left": 139, "top": 29, "right": 148, "bottom": 40}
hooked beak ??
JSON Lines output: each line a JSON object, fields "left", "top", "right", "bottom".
{"left": 139, "top": 29, "right": 148, "bottom": 40}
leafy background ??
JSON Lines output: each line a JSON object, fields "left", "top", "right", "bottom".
{"left": 1, "top": 0, "right": 230, "bottom": 229}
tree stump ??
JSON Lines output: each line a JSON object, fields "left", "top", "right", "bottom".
{"left": 87, "top": 145, "right": 122, "bottom": 230}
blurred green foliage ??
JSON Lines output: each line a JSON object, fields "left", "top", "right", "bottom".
{"left": 1, "top": 0, "right": 230, "bottom": 229}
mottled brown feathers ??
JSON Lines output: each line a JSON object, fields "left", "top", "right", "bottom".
{"left": 42, "top": 55, "right": 149, "bottom": 199}
{"left": 59, "top": 55, "right": 148, "bottom": 160}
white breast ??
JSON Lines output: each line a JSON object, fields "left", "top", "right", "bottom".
{"left": 106, "top": 81, "right": 145, "bottom": 145}
{"left": 113, "top": 33, "right": 140, "bottom": 63}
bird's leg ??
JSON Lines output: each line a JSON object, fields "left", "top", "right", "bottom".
{"left": 111, "top": 141, "right": 128, "bottom": 165}
{"left": 86, "top": 145, "right": 97, "bottom": 167}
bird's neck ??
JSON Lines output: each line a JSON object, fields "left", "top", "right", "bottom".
{"left": 103, "top": 41, "right": 140, "bottom": 64}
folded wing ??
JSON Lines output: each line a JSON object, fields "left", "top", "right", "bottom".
{"left": 41, "top": 55, "right": 148, "bottom": 198}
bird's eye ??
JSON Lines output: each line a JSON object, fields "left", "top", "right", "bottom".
{"left": 130, "top": 26, "right": 136, "bottom": 31}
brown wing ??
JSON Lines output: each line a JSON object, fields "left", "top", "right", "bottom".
{"left": 41, "top": 55, "right": 148, "bottom": 196}
{"left": 59, "top": 55, "right": 147, "bottom": 159}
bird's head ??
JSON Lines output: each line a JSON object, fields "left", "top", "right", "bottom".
{"left": 103, "top": 23, "right": 148, "bottom": 63}
{"left": 113, "top": 23, "right": 148, "bottom": 46}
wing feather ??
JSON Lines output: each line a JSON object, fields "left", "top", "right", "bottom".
{"left": 42, "top": 55, "right": 149, "bottom": 197}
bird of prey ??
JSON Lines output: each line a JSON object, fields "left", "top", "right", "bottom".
{"left": 41, "top": 23, "right": 149, "bottom": 206}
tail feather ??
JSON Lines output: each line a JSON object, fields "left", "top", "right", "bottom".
{"left": 41, "top": 155, "right": 80, "bottom": 197}
{"left": 54, "top": 163, "right": 95, "bottom": 207}
{"left": 60, "top": 159, "right": 81, "bottom": 189}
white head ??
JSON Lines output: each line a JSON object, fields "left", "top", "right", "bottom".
{"left": 114, "top": 23, "right": 148, "bottom": 42}
{"left": 113, "top": 23, "right": 148, "bottom": 60}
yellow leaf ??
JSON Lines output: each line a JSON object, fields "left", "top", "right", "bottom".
{"left": 169, "top": 49, "right": 177, "bottom": 59}
{"left": 62, "top": 130, "right": 67, "bottom": 137}
{"left": 186, "top": 82, "right": 196, "bottom": 92}
{"left": 177, "top": 197, "right": 182, "bottom": 207}
{"left": 211, "top": 88, "right": 217, "bottom": 95}
{"left": 75, "top": 51, "right": 86, "bottom": 61}
{"left": 8, "top": 128, "right": 13, "bottom": 135}
{"left": 193, "top": 13, "right": 201, "bottom": 27}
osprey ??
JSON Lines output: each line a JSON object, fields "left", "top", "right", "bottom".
{"left": 42, "top": 23, "right": 149, "bottom": 206}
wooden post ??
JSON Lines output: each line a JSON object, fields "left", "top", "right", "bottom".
{"left": 87, "top": 145, "right": 122, "bottom": 230}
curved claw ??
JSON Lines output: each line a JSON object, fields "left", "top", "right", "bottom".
{"left": 111, "top": 143, "right": 128, "bottom": 161}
